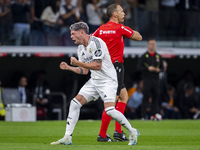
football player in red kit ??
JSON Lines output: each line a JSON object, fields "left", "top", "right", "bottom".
{"left": 92, "top": 4, "right": 142, "bottom": 142}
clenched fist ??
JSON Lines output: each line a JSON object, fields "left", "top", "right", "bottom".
{"left": 60, "top": 61, "right": 69, "bottom": 70}
{"left": 70, "top": 57, "right": 78, "bottom": 66}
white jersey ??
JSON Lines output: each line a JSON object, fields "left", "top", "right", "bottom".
{"left": 77, "top": 36, "right": 117, "bottom": 82}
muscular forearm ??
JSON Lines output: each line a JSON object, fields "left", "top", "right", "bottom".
{"left": 75, "top": 61, "right": 101, "bottom": 70}
{"left": 131, "top": 31, "right": 142, "bottom": 41}
{"left": 0, "top": 9, "right": 10, "bottom": 17}
{"left": 60, "top": 61, "right": 88, "bottom": 75}
{"left": 66, "top": 66, "right": 88, "bottom": 74}
{"left": 61, "top": 11, "right": 74, "bottom": 19}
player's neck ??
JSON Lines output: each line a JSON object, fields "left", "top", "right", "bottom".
{"left": 83, "top": 35, "right": 91, "bottom": 47}
{"left": 109, "top": 18, "right": 119, "bottom": 24}
{"left": 148, "top": 49, "right": 155, "bottom": 54}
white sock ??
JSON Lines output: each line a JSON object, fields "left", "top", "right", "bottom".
{"left": 64, "top": 98, "right": 82, "bottom": 139}
{"left": 105, "top": 106, "right": 135, "bottom": 134}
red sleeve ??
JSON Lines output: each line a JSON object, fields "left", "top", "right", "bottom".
{"left": 91, "top": 28, "right": 100, "bottom": 37}
{"left": 120, "top": 25, "right": 134, "bottom": 39}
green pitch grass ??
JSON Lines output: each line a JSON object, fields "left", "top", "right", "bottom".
{"left": 0, "top": 120, "right": 200, "bottom": 150}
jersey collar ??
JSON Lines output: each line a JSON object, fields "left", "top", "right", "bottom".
{"left": 88, "top": 36, "right": 92, "bottom": 46}
{"left": 83, "top": 35, "right": 92, "bottom": 49}
{"left": 108, "top": 20, "right": 118, "bottom": 25}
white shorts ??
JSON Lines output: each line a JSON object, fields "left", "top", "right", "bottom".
{"left": 78, "top": 78, "right": 117, "bottom": 103}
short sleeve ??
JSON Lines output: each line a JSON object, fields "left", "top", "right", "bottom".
{"left": 92, "top": 40, "right": 104, "bottom": 60}
{"left": 93, "top": 49, "right": 104, "bottom": 60}
{"left": 120, "top": 25, "right": 134, "bottom": 39}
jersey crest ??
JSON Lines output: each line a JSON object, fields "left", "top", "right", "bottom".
{"left": 156, "top": 54, "right": 160, "bottom": 62}
{"left": 89, "top": 48, "right": 92, "bottom": 54}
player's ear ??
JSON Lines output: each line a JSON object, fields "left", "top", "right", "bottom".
{"left": 113, "top": 12, "right": 118, "bottom": 18}
{"left": 79, "top": 30, "right": 83, "bottom": 35}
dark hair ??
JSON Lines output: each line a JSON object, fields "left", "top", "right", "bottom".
{"left": 88, "top": 0, "right": 100, "bottom": 3}
{"left": 184, "top": 82, "right": 194, "bottom": 90}
{"left": 147, "top": 37, "right": 156, "bottom": 42}
{"left": 69, "top": 22, "right": 89, "bottom": 34}
{"left": 136, "top": 79, "right": 142, "bottom": 84}
{"left": 107, "top": 4, "right": 119, "bottom": 18}
{"left": 166, "top": 84, "right": 175, "bottom": 91}
{"left": 49, "top": 0, "right": 60, "bottom": 14}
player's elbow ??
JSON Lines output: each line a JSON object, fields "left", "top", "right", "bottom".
{"left": 132, "top": 32, "right": 142, "bottom": 41}
{"left": 134, "top": 34, "right": 142, "bottom": 41}
{"left": 138, "top": 35, "right": 142, "bottom": 41}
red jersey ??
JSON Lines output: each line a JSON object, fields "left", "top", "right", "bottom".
{"left": 92, "top": 21, "right": 134, "bottom": 63}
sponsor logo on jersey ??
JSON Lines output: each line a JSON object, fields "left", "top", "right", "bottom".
{"left": 84, "top": 56, "right": 93, "bottom": 63}
{"left": 94, "top": 49, "right": 102, "bottom": 57}
{"left": 99, "top": 30, "right": 116, "bottom": 35}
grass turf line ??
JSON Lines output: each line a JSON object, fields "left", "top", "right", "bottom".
{"left": 0, "top": 120, "right": 200, "bottom": 150}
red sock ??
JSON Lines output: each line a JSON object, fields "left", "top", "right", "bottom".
{"left": 115, "top": 102, "right": 127, "bottom": 133}
{"left": 99, "top": 109, "right": 112, "bottom": 138}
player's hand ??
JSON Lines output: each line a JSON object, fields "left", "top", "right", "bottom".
{"left": 35, "top": 98, "right": 40, "bottom": 103}
{"left": 70, "top": 57, "right": 78, "bottom": 66}
{"left": 155, "top": 68, "right": 160, "bottom": 73}
{"left": 23, "top": 0, "right": 28, "bottom": 4}
{"left": 60, "top": 61, "right": 69, "bottom": 70}
{"left": 173, "top": 107, "right": 179, "bottom": 112}
{"left": 58, "top": 18, "right": 63, "bottom": 25}
{"left": 71, "top": 8, "right": 76, "bottom": 15}
{"left": 40, "top": 99, "right": 47, "bottom": 105}
{"left": 148, "top": 66, "right": 155, "bottom": 72}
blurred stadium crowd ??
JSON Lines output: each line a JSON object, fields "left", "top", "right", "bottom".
{"left": 126, "top": 70, "right": 200, "bottom": 120}
{"left": 1, "top": 0, "right": 200, "bottom": 46}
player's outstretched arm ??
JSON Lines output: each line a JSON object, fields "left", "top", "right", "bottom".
{"left": 130, "top": 31, "right": 142, "bottom": 41}
{"left": 59, "top": 61, "right": 89, "bottom": 75}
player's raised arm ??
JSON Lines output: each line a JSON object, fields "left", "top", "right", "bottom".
{"left": 59, "top": 61, "right": 89, "bottom": 75}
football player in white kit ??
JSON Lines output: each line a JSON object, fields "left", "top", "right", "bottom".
{"left": 50, "top": 22, "right": 139, "bottom": 146}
